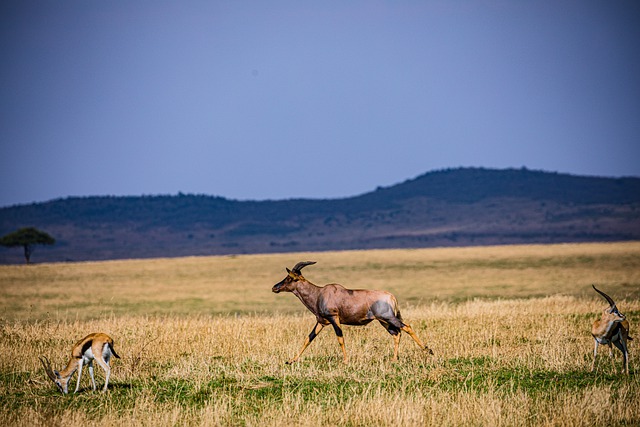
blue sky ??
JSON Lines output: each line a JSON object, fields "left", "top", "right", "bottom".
{"left": 1, "top": 1, "right": 639, "bottom": 207}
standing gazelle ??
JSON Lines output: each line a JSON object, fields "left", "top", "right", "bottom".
{"left": 272, "top": 261, "right": 433, "bottom": 364}
{"left": 39, "top": 332, "right": 120, "bottom": 394}
{"left": 590, "top": 285, "right": 632, "bottom": 374}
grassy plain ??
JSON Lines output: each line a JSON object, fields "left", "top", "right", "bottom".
{"left": 1, "top": 242, "right": 639, "bottom": 426}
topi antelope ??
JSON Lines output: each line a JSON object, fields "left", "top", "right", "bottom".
{"left": 590, "top": 285, "right": 632, "bottom": 374}
{"left": 39, "top": 332, "right": 120, "bottom": 394}
{"left": 272, "top": 261, "right": 433, "bottom": 364}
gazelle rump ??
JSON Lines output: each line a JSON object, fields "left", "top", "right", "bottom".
{"left": 272, "top": 261, "right": 433, "bottom": 364}
{"left": 39, "top": 332, "right": 120, "bottom": 393}
{"left": 590, "top": 285, "right": 632, "bottom": 374}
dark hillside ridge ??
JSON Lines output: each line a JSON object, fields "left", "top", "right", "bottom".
{"left": 1, "top": 167, "right": 639, "bottom": 263}
{"left": 358, "top": 168, "right": 640, "bottom": 204}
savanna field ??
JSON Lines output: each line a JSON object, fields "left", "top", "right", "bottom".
{"left": 1, "top": 242, "right": 639, "bottom": 426}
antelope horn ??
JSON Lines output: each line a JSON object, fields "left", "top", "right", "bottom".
{"left": 292, "top": 261, "right": 316, "bottom": 273}
{"left": 39, "top": 356, "right": 57, "bottom": 382}
{"left": 592, "top": 285, "right": 616, "bottom": 308}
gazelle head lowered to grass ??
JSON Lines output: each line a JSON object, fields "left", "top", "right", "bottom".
{"left": 39, "top": 332, "right": 120, "bottom": 394}
{"left": 590, "top": 285, "right": 632, "bottom": 374}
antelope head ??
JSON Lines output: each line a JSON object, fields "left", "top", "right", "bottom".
{"left": 593, "top": 285, "right": 626, "bottom": 323}
{"left": 39, "top": 356, "right": 68, "bottom": 394}
{"left": 272, "top": 261, "right": 316, "bottom": 293}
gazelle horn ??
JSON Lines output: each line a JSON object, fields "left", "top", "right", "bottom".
{"left": 39, "top": 356, "right": 57, "bottom": 382}
{"left": 592, "top": 285, "right": 616, "bottom": 308}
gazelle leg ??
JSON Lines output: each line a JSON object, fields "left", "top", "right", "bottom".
{"left": 623, "top": 346, "right": 629, "bottom": 375}
{"left": 74, "top": 361, "right": 84, "bottom": 393}
{"left": 613, "top": 340, "right": 629, "bottom": 375}
{"left": 88, "top": 361, "right": 96, "bottom": 390}
{"left": 94, "top": 357, "right": 111, "bottom": 392}
{"left": 591, "top": 340, "right": 599, "bottom": 372}
{"left": 287, "top": 323, "right": 324, "bottom": 364}
{"left": 401, "top": 323, "right": 434, "bottom": 355}
{"left": 608, "top": 343, "right": 616, "bottom": 370}
{"left": 623, "top": 342, "right": 629, "bottom": 375}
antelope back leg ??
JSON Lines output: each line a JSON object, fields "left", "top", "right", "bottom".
{"left": 373, "top": 305, "right": 433, "bottom": 356}
{"left": 378, "top": 320, "right": 402, "bottom": 361}
{"left": 400, "top": 323, "right": 434, "bottom": 355}
{"left": 392, "top": 333, "right": 401, "bottom": 361}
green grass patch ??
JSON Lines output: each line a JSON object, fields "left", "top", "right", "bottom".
{"left": 1, "top": 354, "right": 638, "bottom": 425}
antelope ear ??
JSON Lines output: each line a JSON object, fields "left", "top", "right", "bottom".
{"left": 286, "top": 268, "right": 291, "bottom": 273}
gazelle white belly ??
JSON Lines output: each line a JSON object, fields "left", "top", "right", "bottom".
{"left": 81, "top": 348, "right": 95, "bottom": 365}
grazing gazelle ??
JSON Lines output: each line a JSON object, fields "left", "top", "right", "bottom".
{"left": 272, "top": 261, "right": 433, "bottom": 364}
{"left": 39, "top": 332, "right": 120, "bottom": 393}
{"left": 591, "top": 285, "right": 632, "bottom": 374}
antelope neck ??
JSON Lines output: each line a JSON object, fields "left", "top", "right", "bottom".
{"left": 292, "top": 280, "right": 321, "bottom": 316}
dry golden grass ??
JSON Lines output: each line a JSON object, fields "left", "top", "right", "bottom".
{"left": 2, "top": 241, "right": 639, "bottom": 321}
{"left": 1, "top": 242, "right": 639, "bottom": 426}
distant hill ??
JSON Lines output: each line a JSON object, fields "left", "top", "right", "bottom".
{"left": 1, "top": 167, "right": 639, "bottom": 264}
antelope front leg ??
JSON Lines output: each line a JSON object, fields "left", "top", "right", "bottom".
{"left": 328, "top": 316, "right": 348, "bottom": 364}
{"left": 287, "top": 323, "right": 325, "bottom": 364}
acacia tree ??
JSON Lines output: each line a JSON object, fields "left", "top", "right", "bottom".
{"left": 0, "top": 227, "right": 55, "bottom": 264}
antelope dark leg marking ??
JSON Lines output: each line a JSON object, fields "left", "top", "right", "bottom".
{"left": 287, "top": 322, "right": 325, "bottom": 364}
{"left": 308, "top": 323, "right": 322, "bottom": 342}
{"left": 328, "top": 317, "right": 343, "bottom": 337}
{"left": 327, "top": 316, "right": 348, "bottom": 362}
